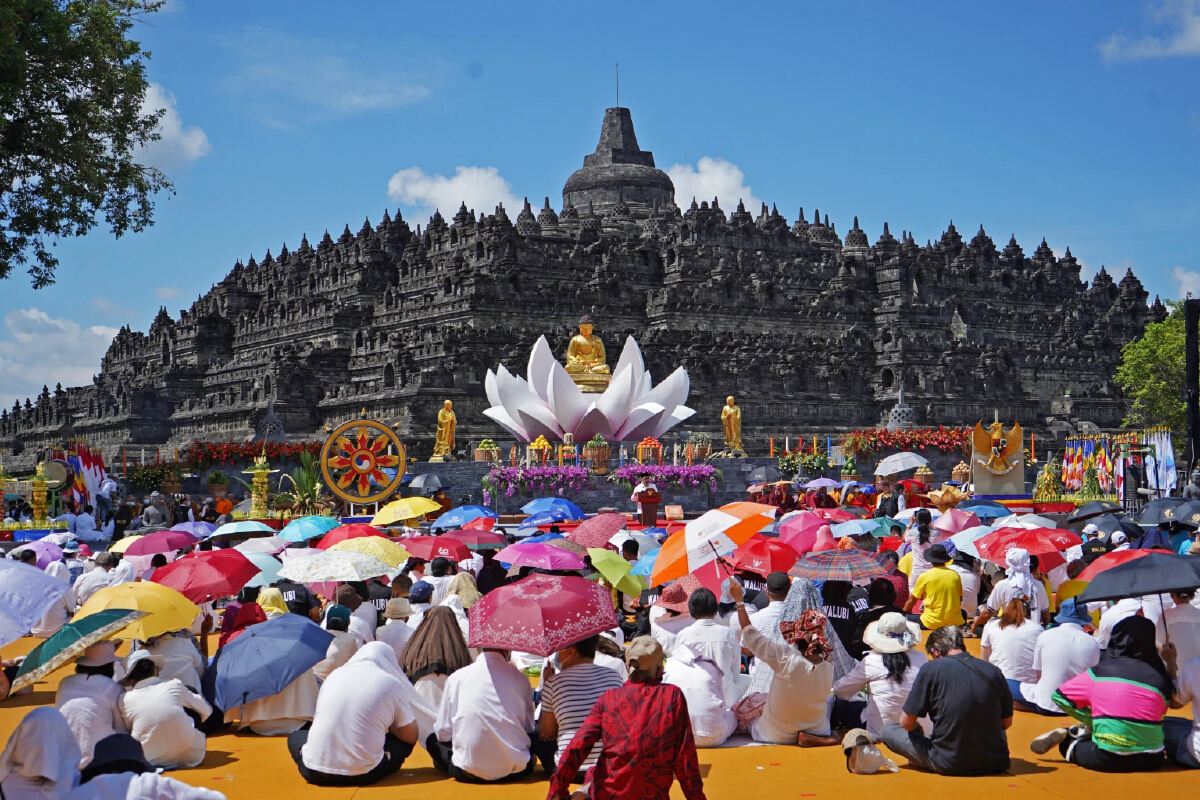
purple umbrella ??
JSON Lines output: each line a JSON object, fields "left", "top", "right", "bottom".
{"left": 18, "top": 540, "right": 63, "bottom": 570}
{"left": 803, "top": 477, "right": 840, "bottom": 489}
{"left": 171, "top": 522, "right": 217, "bottom": 537}
{"left": 495, "top": 542, "right": 586, "bottom": 572}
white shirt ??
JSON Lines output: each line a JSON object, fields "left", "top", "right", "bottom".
{"left": 302, "top": 660, "right": 415, "bottom": 776}
{"left": 226, "top": 669, "right": 319, "bottom": 736}
{"left": 740, "top": 625, "right": 833, "bottom": 743}
{"left": 406, "top": 603, "right": 432, "bottom": 633}
{"left": 110, "top": 559, "right": 137, "bottom": 586}
{"left": 351, "top": 605, "right": 376, "bottom": 642}
{"left": 981, "top": 619, "right": 1043, "bottom": 682}
{"left": 119, "top": 677, "right": 212, "bottom": 769}
{"left": 987, "top": 577, "right": 1049, "bottom": 621}
{"left": 950, "top": 565, "right": 980, "bottom": 616}
{"left": 743, "top": 600, "right": 785, "bottom": 679}
{"left": 313, "top": 632, "right": 360, "bottom": 682}
{"left": 422, "top": 574, "right": 455, "bottom": 606}
{"left": 833, "top": 650, "right": 930, "bottom": 736}
{"left": 673, "top": 618, "right": 742, "bottom": 707}
{"left": 98, "top": 479, "right": 117, "bottom": 499}
{"left": 1019, "top": 622, "right": 1100, "bottom": 713}
{"left": 435, "top": 651, "right": 535, "bottom": 781}
{"left": 1094, "top": 598, "right": 1145, "bottom": 649}
{"left": 664, "top": 644, "right": 737, "bottom": 747}
{"left": 31, "top": 591, "right": 76, "bottom": 638}
{"left": 376, "top": 619, "right": 413, "bottom": 662}
{"left": 905, "top": 528, "right": 947, "bottom": 589}
{"left": 73, "top": 514, "right": 101, "bottom": 542}
{"left": 55, "top": 674, "right": 127, "bottom": 767}
{"left": 1172, "top": 656, "right": 1200, "bottom": 765}
{"left": 73, "top": 568, "right": 114, "bottom": 606}
{"left": 147, "top": 636, "right": 206, "bottom": 691}
{"left": 595, "top": 651, "right": 628, "bottom": 681}
{"left": 540, "top": 662, "right": 626, "bottom": 767}
{"left": 648, "top": 610, "right": 693, "bottom": 655}
{"left": 414, "top": 673, "right": 448, "bottom": 709}
{"left": 1156, "top": 602, "right": 1200, "bottom": 666}
{"left": 61, "top": 772, "right": 227, "bottom": 800}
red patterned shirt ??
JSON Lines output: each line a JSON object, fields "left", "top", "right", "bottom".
{"left": 546, "top": 678, "right": 707, "bottom": 800}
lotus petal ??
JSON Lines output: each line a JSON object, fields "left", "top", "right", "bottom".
{"left": 483, "top": 407, "right": 528, "bottom": 440}
{"left": 517, "top": 407, "right": 564, "bottom": 442}
{"left": 596, "top": 365, "right": 638, "bottom": 433}
{"left": 640, "top": 367, "right": 689, "bottom": 417}
{"left": 651, "top": 406, "right": 697, "bottom": 440}
{"left": 495, "top": 364, "right": 544, "bottom": 425}
{"left": 573, "top": 406, "right": 615, "bottom": 443}
{"left": 615, "top": 403, "right": 666, "bottom": 441}
{"left": 547, "top": 362, "right": 590, "bottom": 435}
{"left": 527, "top": 336, "right": 556, "bottom": 403}
{"left": 611, "top": 336, "right": 644, "bottom": 382}
{"left": 484, "top": 369, "right": 503, "bottom": 408}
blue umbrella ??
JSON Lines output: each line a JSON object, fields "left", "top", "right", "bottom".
{"left": 520, "top": 498, "right": 585, "bottom": 518}
{"left": 243, "top": 553, "right": 283, "bottom": 588}
{"left": 958, "top": 503, "right": 1010, "bottom": 521}
{"left": 831, "top": 519, "right": 880, "bottom": 537}
{"left": 280, "top": 516, "right": 339, "bottom": 543}
{"left": 949, "top": 525, "right": 996, "bottom": 557}
{"left": 430, "top": 505, "right": 499, "bottom": 531}
{"left": 203, "top": 613, "right": 333, "bottom": 710}
{"left": 209, "top": 520, "right": 275, "bottom": 538}
{"left": 518, "top": 508, "right": 578, "bottom": 529}
{"left": 170, "top": 522, "right": 217, "bottom": 537}
{"left": 522, "top": 531, "right": 565, "bottom": 545}
{"left": 631, "top": 548, "right": 661, "bottom": 577}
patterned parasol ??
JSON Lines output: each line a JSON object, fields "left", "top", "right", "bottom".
{"left": 276, "top": 550, "right": 391, "bottom": 583}
{"left": 789, "top": 550, "right": 892, "bottom": 582}
{"left": 11, "top": 609, "right": 148, "bottom": 692}
{"left": 468, "top": 574, "right": 620, "bottom": 656}
{"left": 328, "top": 536, "right": 411, "bottom": 568}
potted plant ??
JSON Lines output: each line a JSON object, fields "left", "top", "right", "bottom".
{"left": 475, "top": 438, "right": 502, "bottom": 463}
{"left": 206, "top": 469, "right": 229, "bottom": 498}
{"left": 160, "top": 464, "right": 183, "bottom": 495}
{"left": 584, "top": 434, "right": 611, "bottom": 474}
{"left": 687, "top": 431, "right": 713, "bottom": 460}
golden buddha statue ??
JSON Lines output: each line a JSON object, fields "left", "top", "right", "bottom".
{"left": 431, "top": 399, "right": 457, "bottom": 461}
{"left": 565, "top": 316, "right": 611, "bottom": 392}
{"left": 721, "top": 395, "right": 743, "bottom": 452}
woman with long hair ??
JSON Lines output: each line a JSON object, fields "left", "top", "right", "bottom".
{"left": 981, "top": 596, "right": 1043, "bottom": 702}
{"left": 903, "top": 511, "right": 945, "bottom": 591}
{"left": 400, "top": 606, "right": 473, "bottom": 708}
{"left": 833, "top": 612, "right": 929, "bottom": 736}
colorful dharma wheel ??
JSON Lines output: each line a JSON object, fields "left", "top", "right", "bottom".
{"left": 320, "top": 418, "right": 407, "bottom": 505}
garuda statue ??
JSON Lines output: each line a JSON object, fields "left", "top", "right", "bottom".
{"left": 972, "top": 420, "right": 1022, "bottom": 475}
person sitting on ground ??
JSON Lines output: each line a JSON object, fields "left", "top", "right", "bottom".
{"left": 903, "top": 544, "right": 962, "bottom": 630}
{"left": 729, "top": 580, "right": 839, "bottom": 747}
{"left": 332, "top": 585, "right": 375, "bottom": 643}
{"left": 1032, "top": 616, "right": 1175, "bottom": 772}
{"left": 850, "top": 578, "right": 904, "bottom": 660}
{"left": 71, "top": 733, "right": 227, "bottom": 800}
{"left": 141, "top": 554, "right": 168, "bottom": 582}
{"left": 743, "top": 572, "right": 792, "bottom": 684}
{"left": 274, "top": 577, "right": 320, "bottom": 621}
{"left": 108, "top": 553, "right": 136, "bottom": 586}
{"left": 256, "top": 587, "right": 290, "bottom": 620}
{"left": 547, "top": 636, "right": 707, "bottom": 800}
{"left": 30, "top": 560, "right": 76, "bottom": 639}
{"left": 289, "top": 643, "right": 422, "bottom": 786}
{"left": 145, "top": 630, "right": 206, "bottom": 693}
{"left": 73, "top": 552, "right": 115, "bottom": 606}
{"left": 1156, "top": 589, "right": 1200, "bottom": 666}
{"left": 834, "top": 612, "right": 929, "bottom": 737}
{"left": 648, "top": 579, "right": 696, "bottom": 655}
{"left": 475, "top": 549, "right": 508, "bottom": 596}
{"left": 73, "top": 506, "right": 101, "bottom": 544}
{"left": 673, "top": 588, "right": 741, "bottom": 708}
{"left": 118, "top": 650, "right": 212, "bottom": 770}
{"left": 949, "top": 551, "right": 982, "bottom": 625}
{"left": 1015, "top": 598, "right": 1100, "bottom": 716}
{"left": 903, "top": 515, "right": 943, "bottom": 590}
{"left": 313, "top": 606, "right": 360, "bottom": 682}
{"left": 538, "top": 634, "right": 627, "bottom": 778}
{"left": 821, "top": 579, "right": 860, "bottom": 656}
{"left": 217, "top": 601, "right": 267, "bottom": 647}
{"left": 0, "top": 707, "right": 82, "bottom": 800}
{"left": 423, "top": 557, "right": 458, "bottom": 605}
{"left": 405, "top": 581, "right": 435, "bottom": 630}
{"left": 55, "top": 643, "right": 127, "bottom": 769}
{"left": 400, "top": 605, "right": 472, "bottom": 709}
{"left": 876, "top": 549, "right": 909, "bottom": 609}
{"left": 664, "top": 640, "right": 737, "bottom": 748}
{"left": 444, "top": 571, "right": 482, "bottom": 609}
{"left": 377, "top": 598, "right": 415, "bottom": 662}
{"left": 429, "top": 644, "right": 541, "bottom": 784}
{"left": 981, "top": 596, "right": 1043, "bottom": 690}
{"left": 222, "top": 633, "right": 320, "bottom": 737}
{"left": 879, "top": 625, "right": 1012, "bottom": 775}
{"left": 1166, "top": 637, "right": 1200, "bottom": 769}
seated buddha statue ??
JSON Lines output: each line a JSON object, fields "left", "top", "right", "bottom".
{"left": 565, "top": 316, "right": 610, "bottom": 392}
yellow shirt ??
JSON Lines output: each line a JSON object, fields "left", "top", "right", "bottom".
{"left": 913, "top": 565, "right": 963, "bottom": 629}
{"left": 897, "top": 551, "right": 913, "bottom": 579}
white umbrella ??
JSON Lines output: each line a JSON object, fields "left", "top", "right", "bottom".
{"left": 874, "top": 452, "right": 929, "bottom": 475}
{"left": 277, "top": 550, "right": 390, "bottom": 583}
{"left": 609, "top": 530, "right": 659, "bottom": 554}
{"left": 234, "top": 536, "right": 291, "bottom": 555}
{"left": 894, "top": 507, "right": 942, "bottom": 522}
{"left": 0, "top": 560, "right": 71, "bottom": 647}
{"left": 993, "top": 513, "right": 1058, "bottom": 530}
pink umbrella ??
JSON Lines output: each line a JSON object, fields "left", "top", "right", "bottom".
{"left": 234, "top": 536, "right": 291, "bottom": 556}
{"left": 468, "top": 574, "right": 620, "bottom": 656}
{"left": 495, "top": 542, "right": 586, "bottom": 572}
{"left": 123, "top": 529, "right": 200, "bottom": 557}
{"left": 932, "top": 508, "right": 981, "bottom": 536}
{"left": 566, "top": 513, "right": 629, "bottom": 549}
{"left": 778, "top": 511, "right": 825, "bottom": 553}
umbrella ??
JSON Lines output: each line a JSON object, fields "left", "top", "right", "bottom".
{"left": 1087, "top": 514, "right": 1145, "bottom": 540}
{"left": 372, "top": 496, "right": 443, "bottom": 526}
{"left": 203, "top": 613, "right": 333, "bottom": 710}
{"left": 461, "top": 516, "right": 497, "bottom": 531}
{"left": 400, "top": 536, "right": 471, "bottom": 562}
{"left": 150, "top": 550, "right": 262, "bottom": 604}
{"left": 243, "top": 552, "right": 284, "bottom": 588}
{"left": 608, "top": 530, "right": 659, "bottom": 555}
{"left": 962, "top": 505, "right": 1009, "bottom": 522}
{"left": 745, "top": 483, "right": 767, "bottom": 494}
{"left": 933, "top": 508, "right": 982, "bottom": 535}
{"left": 277, "top": 550, "right": 391, "bottom": 583}
{"left": 519, "top": 508, "right": 579, "bottom": 529}
{"left": 210, "top": 521, "right": 275, "bottom": 539}
{"left": 948, "top": 525, "right": 996, "bottom": 557}
{"left": 567, "top": 513, "right": 629, "bottom": 549}
{"left": 522, "top": 531, "right": 565, "bottom": 545}
{"left": 496, "top": 542, "right": 586, "bottom": 572}
{"left": 10, "top": 609, "right": 148, "bottom": 692}
{"left": 895, "top": 507, "right": 942, "bottom": 522}
{"left": 0, "top": 561, "right": 72, "bottom": 647}
{"left": 408, "top": 473, "right": 451, "bottom": 492}
{"left": 123, "top": 529, "right": 200, "bottom": 557}
{"left": 803, "top": 477, "right": 839, "bottom": 489}
{"left": 441, "top": 530, "right": 506, "bottom": 550}
{"left": 1138, "top": 498, "right": 1187, "bottom": 525}
{"left": 874, "top": 452, "right": 928, "bottom": 475}
{"left": 316, "top": 523, "right": 386, "bottom": 550}
{"left": 748, "top": 466, "right": 783, "bottom": 483}
{"left": 520, "top": 498, "right": 586, "bottom": 519}
{"left": 974, "top": 527, "right": 1081, "bottom": 570}
{"left": 430, "top": 505, "right": 499, "bottom": 530}
{"left": 468, "top": 574, "right": 620, "bottom": 656}
{"left": 649, "top": 502, "right": 776, "bottom": 587}
{"left": 15, "top": 540, "right": 63, "bottom": 570}
{"left": 779, "top": 511, "right": 827, "bottom": 553}
{"left": 733, "top": 536, "right": 800, "bottom": 577}
{"left": 546, "top": 538, "right": 587, "bottom": 557}
{"left": 587, "top": 548, "right": 648, "bottom": 596}
{"left": 1076, "top": 550, "right": 1152, "bottom": 582}
{"left": 234, "top": 536, "right": 291, "bottom": 555}
{"left": 790, "top": 550, "right": 891, "bottom": 582}
{"left": 1066, "top": 501, "right": 1122, "bottom": 524}
{"left": 812, "top": 507, "right": 858, "bottom": 523}
{"left": 837, "top": 506, "right": 872, "bottom": 519}
{"left": 830, "top": 519, "right": 879, "bottom": 537}
{"left": 1171, "top": 501, "right": 1200, "bottom": 529}
{"left": 107, "top": 535, "right": 144, "bottom": 554}
{"left": 280, "top": 516, "right": 340, "bottom": 543}
{"left": 74, "top": 582, "right": 201, "bottom": 640}
{"left": 630, "top": 548, "right": 661, "bottom": 577}
{"left": 992, "top": 513, "right": 1058, "bottom": 530}
{"left": 1076, "top": 552, "right": 1200, "bottom": 603}
{"left": 169, "top": 522, "right": 218, "bottom": 538}
{"left": 328, "top": 537, "right": 411, "bottom": 568}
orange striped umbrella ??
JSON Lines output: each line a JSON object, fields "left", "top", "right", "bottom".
{"left": 649, "top": 502, "right": 776, "bottom": 587}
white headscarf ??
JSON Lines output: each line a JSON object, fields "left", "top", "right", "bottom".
{"left": 1004, "top": 548, "right": 1041, "bottom": 618}
{"left": 0, "top": 708, "right": 81, "bottom": 800}
{"left": 343, "top": 643, "right": 439, "bottom": 750}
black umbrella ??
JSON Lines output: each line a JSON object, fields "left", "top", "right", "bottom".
{"left": 1066, "top": 500, "right": 1122, "bottom": 523}
{"left": 1139, "top": 498, "right": 1193, "bottom": 526}
{"left": 1171, "top": 500, "right": 1200, "bottom": 529}
{"left": 408, "top": 473, "right": 451, "bottom": 492}
{"left": 1076, "top": 552, "right": 1200, "bottom": 604}
{"left": 1087, "top": 513, "right": 1145, "bottom": 540}
{"left": 749, "top": 466, "right": 783, "bottom": 483}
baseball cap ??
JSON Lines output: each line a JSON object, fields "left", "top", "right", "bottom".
{"left": 625, "top": 636, "right": 664, "bottom": 672}
{"left": 409, "top": 581, "right": 434, "bottom": 604}
{"left": 766, "top": 572, "right": 791, "bottom": 594}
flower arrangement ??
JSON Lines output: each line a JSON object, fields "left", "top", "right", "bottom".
{"left": 841, "top": 427, "right": 971, "bottom": 456}
{"left": 482, "top": 465, "right": 593, "bottom": 502}
{"left": 587, "top": 434, "right": 608, "bottom": 447}
{"left": 205, "top": 470, "right": 229, "bottom": 485}
{"left": 185, "top": 440, "right": 322, "bottom": 469}
{"left": 609, "top": 464, "right": 722, "bottom": 494}
{"left": 687, "top": 431, "right": 712, "bottom": 447}
{"left": 127, "top": 462, "right": 181, "bottom": 493}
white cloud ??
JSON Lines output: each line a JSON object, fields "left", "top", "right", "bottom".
{"left": 1171, "top": 266, "right": 1200, "bottom": 298}
{"left": 91, "top": 297, "right": 135, "bottom": 318}
{"left": 0, "top": 309, "right": 116, "bottom": 408}
{"left": 137, "top": 83, "right": 211, "bottom": 169}
{"left": 1099, "top": 0, "right": 1200, "bottom": 61}
{"left": 666, "top": 157, "right": 762, "bottom": 218}
{"left": 387, "top": 165, "right": 520, "bottom": 220}
{"left": 155, "top": 286, "right": 180, "bottom": 300}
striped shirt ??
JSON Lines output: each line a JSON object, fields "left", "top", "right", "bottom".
{"left": 1053, "top": 666, "right": 1169, "bottom": 754}
{"left": 541, "top": 662, "right": 626, "bottom": 769}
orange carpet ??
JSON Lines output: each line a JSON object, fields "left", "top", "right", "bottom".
{"left": 2, "top": 636, "right": 1197, "bottom": 800}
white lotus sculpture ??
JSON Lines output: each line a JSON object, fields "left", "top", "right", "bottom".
{"left": 483, "top": 335, "right": 695, "bottom": 443}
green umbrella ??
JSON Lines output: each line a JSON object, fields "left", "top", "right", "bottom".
{"left": 872, "top": 517, "right": 902, "bottom": 537}
{"left": 587, "top": 548, "right": 648, "bottom": 598}
{"left": 11, "top": 609, "right": 147, "bottom": 692}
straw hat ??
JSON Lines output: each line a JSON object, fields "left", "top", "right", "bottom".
{"left": 862, "top": 612, "right": 920, "bottom": 654}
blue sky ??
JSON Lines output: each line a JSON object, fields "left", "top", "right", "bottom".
{"left": 3, "top": 0, "right": 1199, "bottom": 408}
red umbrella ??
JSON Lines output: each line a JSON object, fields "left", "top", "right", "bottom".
{"left": 122, "top": 529, "right": 200, "bottom": 557}
{"left": 468, "top": 574, "right": 619, "bottom": 656}
{"left": 567, "top": 513, "right": 629, "bottom": 549}
{"left": 441, "top": 530, "right": 506, "bottom": 550}
{"left": 975, "top": 527, "right": 1081, "bottom": 571}
{"left": 402, "top": 536, "right": 471, "bottom": 562}
{"left": 315, "top": 524, "right": 387, "bottom": 550}
{"left": 733, "top": 536, "right": 801, "bottom": 578}
{"left": 462, "top": 516, "right": 497, "bottom": 531}
{"left": 812, "top": 507, "right": 857, "bottom": 523}
{"left": 1077, "top": 549, "right": 1151, "bottom": 582}
{"left": 150, "top": 550, "right": 261, "bottom": 604}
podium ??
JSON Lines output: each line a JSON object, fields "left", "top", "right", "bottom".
{"left": 636, "top": 490, "right": 662, "bottom": 527}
